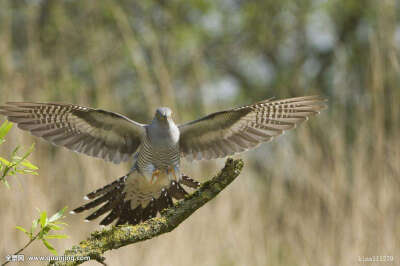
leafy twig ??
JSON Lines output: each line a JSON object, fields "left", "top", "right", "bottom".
{"left": 1, "top": 207, "right": 69, "bottom": 266}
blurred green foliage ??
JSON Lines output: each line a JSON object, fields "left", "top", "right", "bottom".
{"left": 0, "top": 121, "right": 38, "bottom": 188}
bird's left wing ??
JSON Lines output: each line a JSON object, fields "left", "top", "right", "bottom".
{"left": 179, "top": 96, "right": 326, "bottom": 160}
{"left": 0, "top": 102, "right": 145, "bottom": 163}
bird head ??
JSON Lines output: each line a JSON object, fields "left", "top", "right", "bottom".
{"left": 154, "top": 107, "right": 172, "bottom": 123}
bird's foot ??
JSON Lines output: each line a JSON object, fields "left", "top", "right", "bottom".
{"left": 151, "top": 169, "right": 161, "bottom": 184}
{"left": 167, "top": 166, "right": 179, "bottom": 181}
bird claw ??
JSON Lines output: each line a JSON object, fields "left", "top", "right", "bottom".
{"left": 151, "top": 169, "right": 161, "bottom": 184}
{"left": 167, "top": 166, "right": 179, "bottom": 181}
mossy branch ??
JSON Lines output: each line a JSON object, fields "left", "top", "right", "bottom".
{"left": 49, "top": 158, "right": 244, "bottom": 266}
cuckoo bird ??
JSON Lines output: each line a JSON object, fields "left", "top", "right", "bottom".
{"left": 0, "top": 96, "right": 326, "bottom": 226}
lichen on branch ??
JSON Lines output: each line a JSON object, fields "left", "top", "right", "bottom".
{"left": 49, "top": 158, "right": 244, "bottom": 266}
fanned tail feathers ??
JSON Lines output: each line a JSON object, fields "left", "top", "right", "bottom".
{"left": 71, "top": 174, "right": 200, "bottom": 226}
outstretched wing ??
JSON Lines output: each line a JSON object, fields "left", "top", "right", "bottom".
{"left": 179, "top": 96, "right": 326, "bottom": 160}
{"left": 0, "top": 102, "right": 145, "bottom": 163}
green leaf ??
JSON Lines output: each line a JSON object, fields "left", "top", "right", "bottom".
{"left": 41, "top": 226, "right": 51, "bottom": 236}
{"left": 42, "top": 239, "right": 57, "bottom": 255}
{"left": 19, "top": 143, "right": 35, "bottom": 163}
{"left": 0, "top": 157, "right": 10, "bottom": 166}
{"left": 45, "top": 234, "right": 69, "bottom": 239}
{"left": 30, "top": 219, "right": 39, "bottom": 239}
{"left": 12, "top": 143, "right": 35, "bottom": 166}
{"left": 0, "top": 121, "right": 13, "bottom": 140}
{"left": 16, "top": 169, "right": 38, "bottom": 175}
{"left": 40, "top": 211, "right": 48, "bottom": 228}
{"left": 48, "top": 207, "right": 67, "bottom": 223}
{"left": 16, "top": 226, "right": 29, "bottom": 235}
{"left": 32, "top": 221, "right": 39, "bottom": 235}
{"left": 48, "top": 224, "right": 63, "bottom": 231}
{"left": 31, "top": 218, "right": 38, "bottom": 231}
{"left": 20, "top": 160, "right": 39, "bottom": 170}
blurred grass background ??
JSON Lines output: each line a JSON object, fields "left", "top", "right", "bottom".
{"left": 0, "top": 0, "right": 399, "bottom": 265}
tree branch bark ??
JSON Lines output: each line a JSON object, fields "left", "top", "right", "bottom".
{"left": 49, "top": 158, "right": 244, "bottom": 266}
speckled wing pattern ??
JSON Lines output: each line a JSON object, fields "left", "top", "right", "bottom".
{"left": 0, "top": 102, "right": 145, "bottom": 163}
{"left": 179, "top": 96, "right": 327, "bottom": 160}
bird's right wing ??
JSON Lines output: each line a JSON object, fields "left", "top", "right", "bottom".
{"left": 0, "top": 102, "right": 145, "bottom": 163}
{"left": 179, "top": 96, "right": 327, "bottom": 160}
